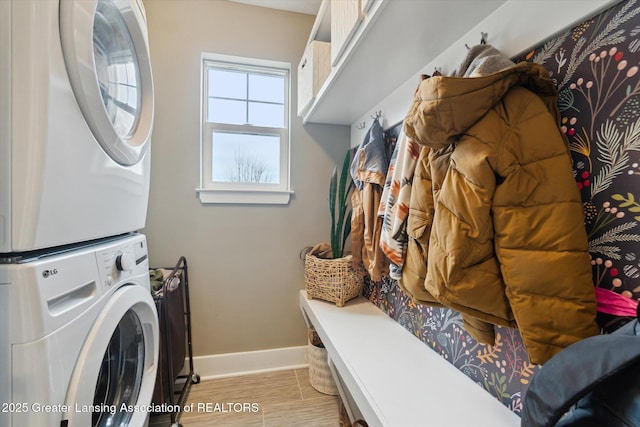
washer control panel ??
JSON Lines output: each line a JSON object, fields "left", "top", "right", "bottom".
{"left": 96, "top": 234, "right": 148, "bottom": 288}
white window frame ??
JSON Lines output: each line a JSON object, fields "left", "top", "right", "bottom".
{"left": 197, "top": 52, "right": 293, "bottom": 204}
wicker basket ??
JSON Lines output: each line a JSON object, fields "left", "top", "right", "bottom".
{"left": 308, "top": 339, "right": 338, "bottom": 395}
{"left": 304, "top": 254, "right": 363, "bottom": 307}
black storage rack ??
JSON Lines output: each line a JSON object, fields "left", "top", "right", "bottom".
{"left": 150, "top": 256, "right": 200, "bottom": 427}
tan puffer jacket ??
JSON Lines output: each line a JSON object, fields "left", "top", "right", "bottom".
{"left": 401, "top": 46, "right": 599, "bottom": 365}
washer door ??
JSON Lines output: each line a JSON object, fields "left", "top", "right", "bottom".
{"left": 60, "top": 0, "right": 154, "bottom": 166}
{"left": 63, "top": 285, "right": 159, "bottom": 427}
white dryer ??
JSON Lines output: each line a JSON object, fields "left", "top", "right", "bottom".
{"left": 0, "top": 0, "right": 154, "bottom": 253}
{"left": 0, "top": 233, "right": 159, "bottom": 427}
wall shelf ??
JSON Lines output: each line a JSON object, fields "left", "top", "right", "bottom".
{"left": 300, "top": 0, "right": 507, "bottom": 125}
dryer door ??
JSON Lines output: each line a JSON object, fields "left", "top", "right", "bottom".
{"left": 63, "top": 285, "right": 159, "bottom": 427}
{"left": 60, "top": 0, "right": 154, "bottom": 166}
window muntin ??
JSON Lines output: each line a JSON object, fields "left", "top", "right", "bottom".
{"left": 199, "top": 54, "right": 291, "bottom": 204}
{"left": 207, "top": 68, "right": 285, "bottom": 128}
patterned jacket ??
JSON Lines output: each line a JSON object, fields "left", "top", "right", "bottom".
{"left": 378, "top": 130, "right": 422, "bottom": 279}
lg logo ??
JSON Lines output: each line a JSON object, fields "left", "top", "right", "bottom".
{"left": 42, "top": 268, "right": 58, "bottom": 278}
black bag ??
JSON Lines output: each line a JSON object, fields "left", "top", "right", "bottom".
{"left": 521, "top": 307, "right": 640, "bottom": 427}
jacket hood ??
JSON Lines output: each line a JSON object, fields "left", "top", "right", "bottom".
{"left": 404, "top": 45, "right": 560, "bottom": 149}
{"left": 453, "top": 44, "right": 515, "bottom": 78}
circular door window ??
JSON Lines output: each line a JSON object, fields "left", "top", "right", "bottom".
{"left": 93, "top": 0, "right": 141, "bottom": 140}
{"left": 92, "top": 309, "right": 145, "bottom": 426}
{"left": 63, "top": 285, "right": 159, "bottom": 427}
{"left": 60, "top": 0, "right": 154, "bottom": 166}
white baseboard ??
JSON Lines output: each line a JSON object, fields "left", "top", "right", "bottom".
{"left": 185, "top": 345, "right": 308, "bottom": 381}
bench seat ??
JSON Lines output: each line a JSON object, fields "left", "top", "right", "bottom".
{"left": 299, "top": 290, "right": 520, "bottom": 427}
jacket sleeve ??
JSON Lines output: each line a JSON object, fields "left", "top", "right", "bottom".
{"left": 425, "top": 133, "right": 515, "bottom": 334}
{"left": 400, "top": 146, "right": 446, "bottom": 308}
{"left": 491, "top": 87, "right": 598, "bottom": 364}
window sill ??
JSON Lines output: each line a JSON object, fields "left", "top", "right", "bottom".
{"left": 196, "top": 188, "right": 294, "bottom": 205}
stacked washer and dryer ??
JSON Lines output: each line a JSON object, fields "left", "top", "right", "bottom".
{"left": 0, "top": 0, "right": 159, "bottom": 426}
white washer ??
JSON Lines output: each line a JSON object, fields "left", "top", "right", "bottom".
{"left": 0, "top": 0, "right": 154, "bottom": 253}
{"left": 0, "top": 233, "right": 159, "bottom": 427}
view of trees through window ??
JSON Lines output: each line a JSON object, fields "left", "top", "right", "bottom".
{"left": 211, "top": 131, "right": 280, "bottom": 184}
{"left": 226, "top": 148, "right": 274, "bottom": 183}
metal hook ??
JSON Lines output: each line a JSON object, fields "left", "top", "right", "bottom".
{"left": 357, "top": 111, "right": 382, "bottom": 130}
{"left": 466, "top": 32, "right": 488, "bottom": 49}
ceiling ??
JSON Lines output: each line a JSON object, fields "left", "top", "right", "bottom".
{"left": 227, "top": 0, "right": 321, "bottom": 16}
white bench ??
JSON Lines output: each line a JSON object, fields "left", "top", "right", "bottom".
{"left": 299, "top": 290, "right": 521, "bottom": 427}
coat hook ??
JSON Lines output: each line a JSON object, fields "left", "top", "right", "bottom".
{"left": 356, "top": 121, "right": 366, "bottom": 130}
{"left": 466, "top": 32, "right": 488, "bottom": 49}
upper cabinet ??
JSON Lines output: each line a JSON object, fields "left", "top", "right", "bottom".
{"left": 297, "top": 0, "right": 507, "bottom": 125}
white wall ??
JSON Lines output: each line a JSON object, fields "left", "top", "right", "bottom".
{"left": 142, "top": 0, "right": 350, "bottom": 357}
{"left": 350, "top": 0, "right": 621, "bottom": 144}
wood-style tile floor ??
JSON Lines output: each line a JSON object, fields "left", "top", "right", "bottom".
{"left": 151, "top": 368, "right": 340, "bottom": 426}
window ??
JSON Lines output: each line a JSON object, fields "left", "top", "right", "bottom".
{"left": 198, "top": 53, "right": 292, "bottom": 204}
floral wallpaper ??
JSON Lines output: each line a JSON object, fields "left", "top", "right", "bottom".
{"left": 364, "top": 0, "right": 640, "bottom": 415}
{"left": 528, "top": 0, "right": 640, "bottom": 327}
{"left": 364, "top": 277, "right": 532, "bottom": 414}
